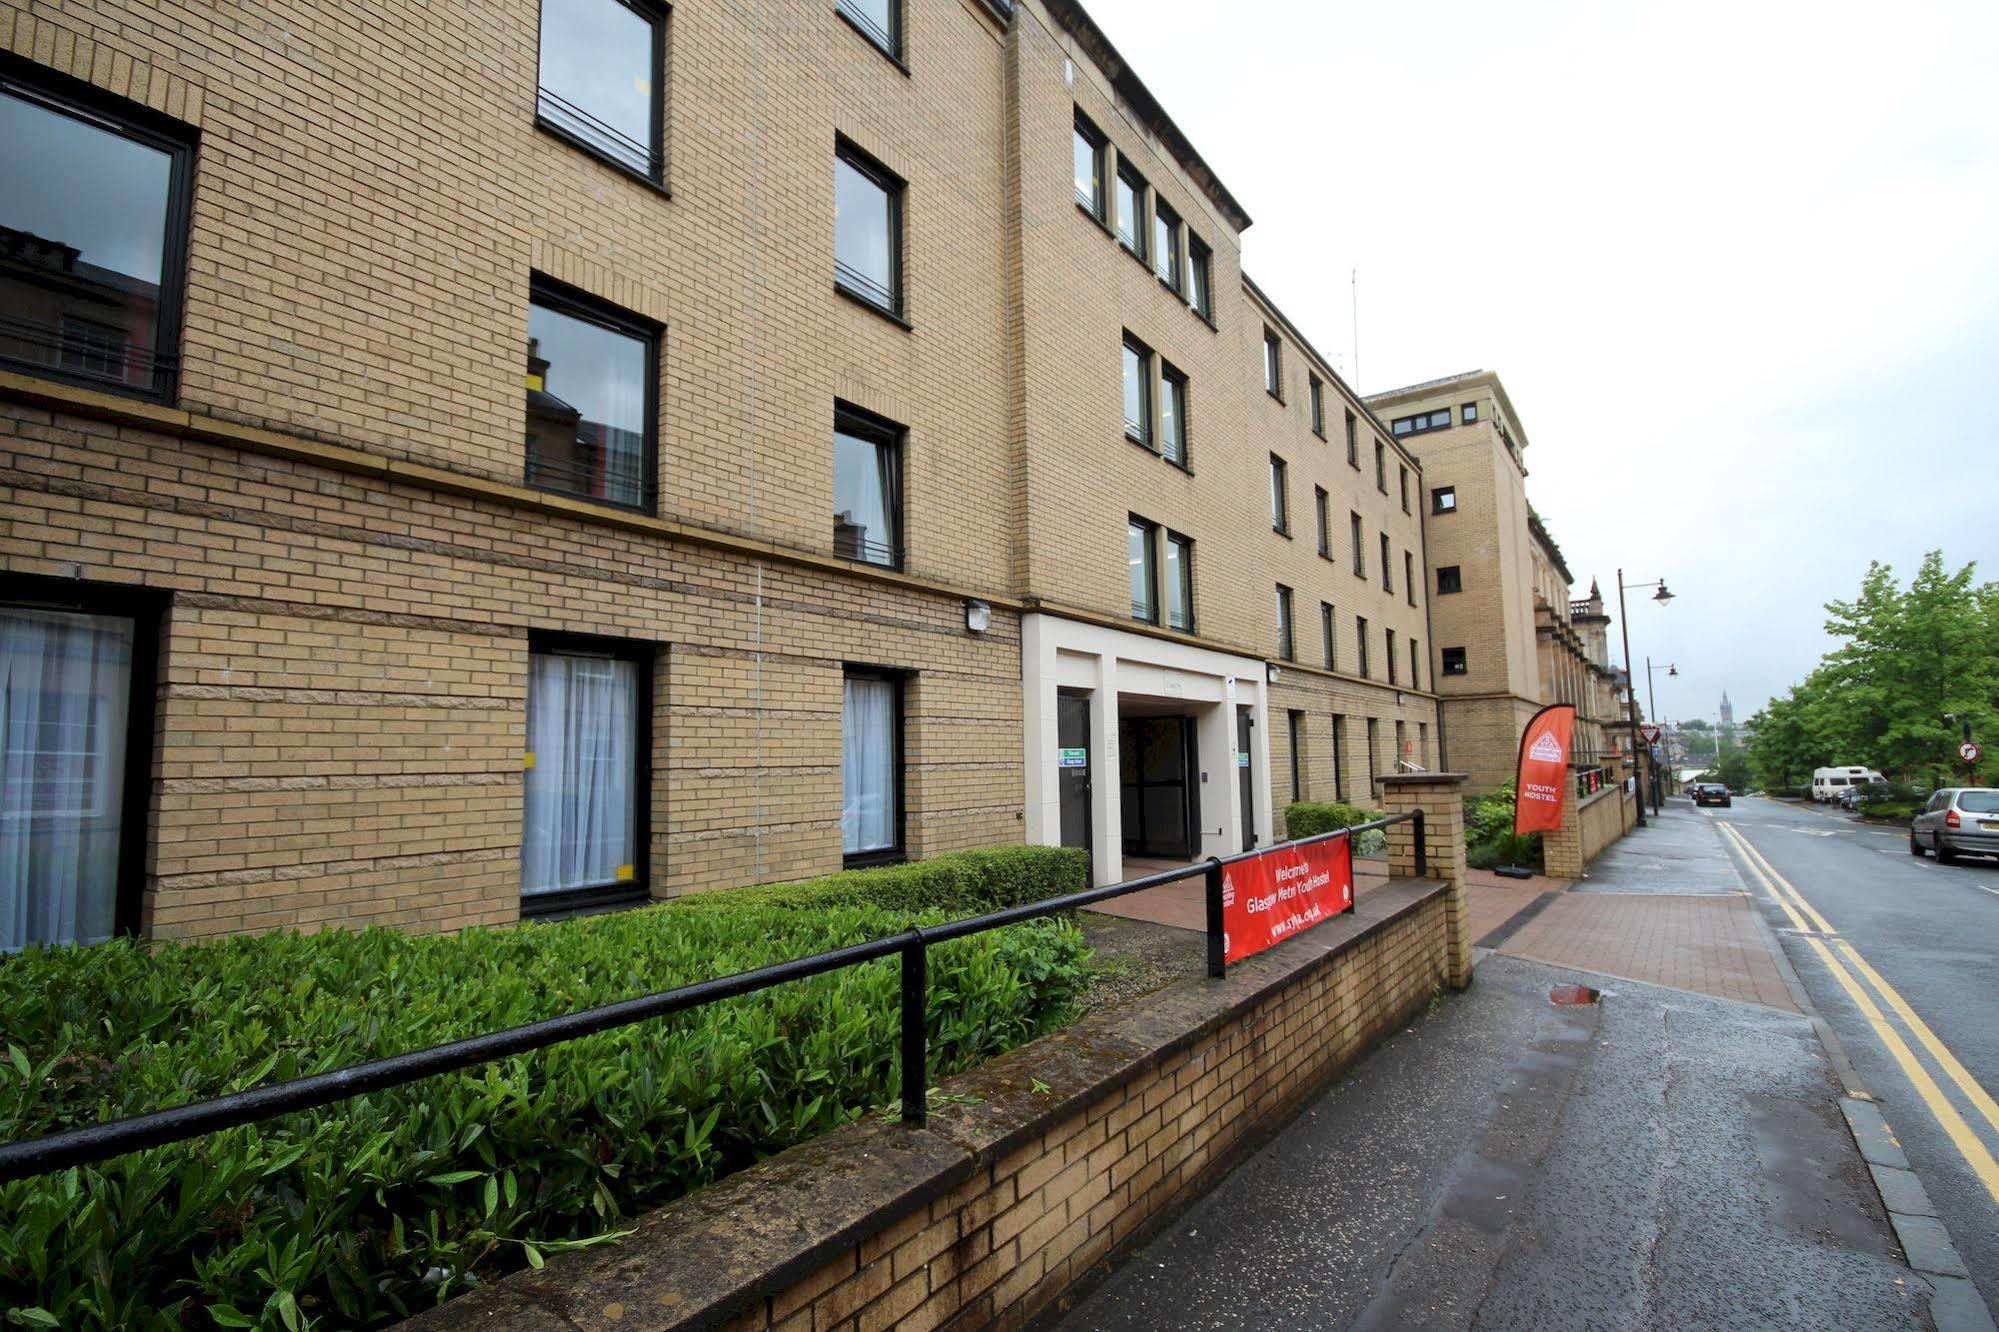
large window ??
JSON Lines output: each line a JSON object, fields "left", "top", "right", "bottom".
{"left": 1153, "top": 200, "right": 1182, "bottom": 289}
{"left": 1122, "top": 334, "right": 1153, "bottom": 446}
{"left": 1, "top": 598, "right": 151, "bottom": 950}
{"left": 1128, "top": 516, "right": 1159, "bottom": 623}
{"left": 1345, "top": 411, "right": 1359, "bottom": 467}
{"left": 834, "top": 140, "right": 904, "bottom": 318}
{"left": 1263, "top": 328, "right": 1283, "bottom": 399}
{"left": 1405, "top": 551, "right": 1417, "bottom": 606}
{"left": 0, "top": 61, "right": 194, "bottom": 402}
{"left": 1188, "top": 236, "right": 1214, "bottom": 321}
{"left": 1270, "top": 455, "right": 1289, "bottom": 534}
{"left": 1386, "top": 629, "right": 1398, "bottom": 685}
{"left": 1410, "top": 638, "right": 1422, "bottom": 691}
{"left": 1310, "top": 375, "right": 1325, "bottom": 436}
{"left": 1400, "top": 466, "right": 1410, "bottom": 512}
{"left": 1315, "top": 487, "right": 1331, "bottom": 558}
{"left": 1442, "top": 646, "right": 1468, "bottom": 676}
{"left": 842, "top": 667, "right": 903, "bottom": 864}
{"left": 537, "top": 0, "right": 666, "bottom": 181}
{"left": 1073, "top": 112, "right": 1107, "bottom": 219}
{"left": 1275, "top": 585, "right": 1295, "bottom": 661}
{"left": 1160, "top": 362, "right": 1189, "bottom": 465}
{"left": 522, "top": 640, "right": 646, "bottom": 909}
{"left": 1288, "top": 711, "right": 1304, "bottom": 802}
{"left": 1331, "top": 714, "right": 1347, "bottom": 801}
{"left": 1165, "top": 531, "right": 1194, "bottom": 631}
{"left": 1115, "top": 161, "right": 1148, "bottom": 260}
{"left": 836, "top": 0, "right": 903, "bottom": 62}
{"left": 1392, "top": 408, "right": 1453, "bottom": 438}
{"left": 526, "top": 277, "right": 657, "bottom": 510}
{"left": 1433, "top": 485, "right": 1457, "bottom": 514}
{"left": 1437, "top": 565, "right": 1463, "bottom": 594}
{"left": 1380, "top": 534, "right": 1392, "bottom": 592}
{"left": 833, "top": 403, "right": 903, "bottom": 568}
{"left": 1374, "top": 441, "right": 1387, "bottom": 492}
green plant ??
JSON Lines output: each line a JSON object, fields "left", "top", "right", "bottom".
{"left": 673, "top": 845, "right": 1088, "bottom": 917}
{"left": 1467, "top": 830, "right": 1543, "bottom": 871}
{"left": 1462, "top": 781, "right": 1517, "bottom": 849}
{"left": 1281, "top": 801, "right": 1387, "bottom": 857}
{"left": 0, "top": 850, "right": 1091, "bottom": 1329}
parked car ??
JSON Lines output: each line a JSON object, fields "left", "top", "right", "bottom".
{"left": 1910, "top": 789, "right": 1999, "bottom": 864}
{"left": 1693, "top": 783, "right": 1732, "bottom": 808}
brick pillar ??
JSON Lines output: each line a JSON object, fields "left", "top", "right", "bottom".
{"left": 1543, "top": 778, "right": 1583, "bottom": 880}
{"left": 1381, "top": 773, "right": 1472, "bottom": 990}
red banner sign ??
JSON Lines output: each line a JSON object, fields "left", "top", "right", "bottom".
{"left": 1220, "top": 835, "right": 1354, "bottom": 964}
{"left": 1514, "top": 704, "right": 1578, "bottom": 835}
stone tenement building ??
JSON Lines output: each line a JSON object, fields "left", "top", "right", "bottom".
{"left": 0, "top": 0, "right": 1436, "bottom": 947}
{"left": 1365, "top": 370, "right": 1622, "bottom": 792}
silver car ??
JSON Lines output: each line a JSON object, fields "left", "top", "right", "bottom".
{"left": 1910, "top": 788, "right": 1999, "bottom": 864}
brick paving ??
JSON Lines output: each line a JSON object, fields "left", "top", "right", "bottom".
{"left": 1496, "top": 893, "right": 1798, "bottom": 1011}
{"left": 1462, "top": 869, "right": 1568, "bottom": 944}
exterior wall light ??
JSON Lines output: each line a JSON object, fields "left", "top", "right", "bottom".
{"left": 1267, "top": 664, "right": 1281, "bottom": 683}
{"left": 964, "top": 599, "right": 992, "bottom": 634}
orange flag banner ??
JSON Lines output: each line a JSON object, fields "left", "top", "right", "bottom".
{"left": 1514, "top": 704, "right": 1578, "bottom": 835}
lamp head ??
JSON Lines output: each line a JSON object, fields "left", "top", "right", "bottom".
{"left": 1653, "top": 582, "right": 1675, "bottom": 604}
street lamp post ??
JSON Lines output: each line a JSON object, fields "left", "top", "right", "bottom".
{"left": 1645, "top": 658, "right": 1677, "bottom": 815}
{"left": 1617, "top": 571, "right": 1675, "bottom": 828}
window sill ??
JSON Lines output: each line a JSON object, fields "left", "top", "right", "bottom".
{"left": 835, "top": 548, "right": 906, "bottom": 574}
{"left": 1076, "top": 198, "right": 1116, "bottom": 239}
{"left": 834, "top": 8, "right": 912, "bottom": 75}
{"left": 844, "top": 848, "right": 907, "bottom": 870}
{"left": 1312, "top": 428, "right": 1327, "bottom": 442}
{"left": 1266, "top": 389, "right": 1285, "bottom": 405}
{"left": 521, "top": 882, "right": 650, "bottom": 921}
{"left": 1273, "top": 527, "right": 1292, "bottom": 540}
{"left": 1125, "top": 434, "right": 1193, "bottom": 475}
{"left": 0, "top": 356, "right": 175, "bottom": 408}
{"left": 835, "top": 282, "right": 913, "bottom": 330}
{"left": 525, "top": 474, "right": 658, "bottom": 517}
{"left": 535, "top": 118, "right": 671, "bottom": 198}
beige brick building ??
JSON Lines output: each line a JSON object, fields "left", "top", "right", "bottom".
{"left": 0, "top": 0, "right": 1435, "bottom": 946}
{"left": 1365, "top": 370, "right": 1620, "bottom": 792}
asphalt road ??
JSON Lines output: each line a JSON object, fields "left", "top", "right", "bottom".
{"left": 1703, "top": 794, "right": 1999, "bottom": 1311}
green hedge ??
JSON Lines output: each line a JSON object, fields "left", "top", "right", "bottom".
{"left": 1281, "top": 801, "right": 1382, "bottom": 838}
{"left": 0, "top": 849, "right": 1090, "bottom": 1330}
{"left": 674, "top": 845, "right": 1089, "bottom": 916}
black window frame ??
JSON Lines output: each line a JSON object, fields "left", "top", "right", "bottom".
{"left": 1399, "top": 465, "right": 1410, "bottom": 512}
{"left": 1164, "top": 528, "right": 1195, "bottom": 632}
{"left": 1462, "top": 401, "right": 1479, "bottom": 423}
{"left": 841, "top": 663, "right": 908, "bottom": 869}
{"left": 1432, "top": 485, "right": 1457, "bottom": 515}
{"left": 833, "top": 136, "right": 907, "bottom": 321}
{"left": 1410, "top": 637, "right": 1421, "bottom": 691}
{"left": 1122, "top": 332, "right": 1154, "bottom": 448}
{"left": 1387, "top": 628, "right": 1399, "bottom": 685}
{"left": 1187, "top": 235, "right": 1214, "bottom": 322}
{"left": 1152, "top": 198, "right": 1182, "bottom": 291}
{"left": 521, "top": 629, "right": 656, "bottom": 919}
{"left": 832, "top": 400, "right": 906, "bottom": 570}
{"left": 1442, "top": 646, "right": 1468, "bottom": 677}
{"left": 1331, "top": 713, "right": 1347, "bottom": 801}
{"left": 1158, "top": 360, "right": 1191, "bottom": 467}
{"left": 1128, "top": 514, "right": 1161, "bottom": 624}
{"left": 1437, "top": 565, "right": 1463, "bottom": 594}
{"left": 1345, "top": 410, "right": 1359, "bottom": 467}
{"left": 1072, "top": 109, "right": 1108, "bottom": 221}
{"left": 1374, "top": 440, "right": 1387, "bottom": 492}
{"left": 1320, "top": 601, "right": 1336, "bottom": 669}
{"left": 1275, "top": 584, "right": 1295, "bottom": 662}
{"left": 1356, "top": 616, "right": 1371, "bottom": 678}
{"left": 1263, "top": 328, "right": 1284, "bottom": 401}
{"left": 0, "top": 572, "right": 165, "bottom": 943}
{"left": 1309, "top": 374, "right": 1326, "bottom": 437}
{"left": 1269, "top": 454, "right": 1290, "bottom": 535}
{"left": 1288, "top": 710, "right": 1305, "bottom": 802}
{"left": 1405, "top": 550, "right": 1417, "bottom": 606}
{"left": 1380, "top": 533, "right": 1392, "bottom": 592}
{"left": 1315, "top": 486, "right": 1331, "bottom": 558}
{"left": 525, "top": 273, "right": 661, "bottom": 513}
{"left": 1115, "top": 159, "right": 1150, "bottom": 262}
{"left": 0, "top": 53, "right": 197, "bottom": 404}
{"left": 534, "top": 0, "right": 669, "bottom": 188}
{"left": 1350, "top": 511, "right": 1365, "bottom": 575}
{"left": 1391, "top": 408, "right": 1453, "bottom": 438}
{"left": 836, "top": 0, "right": 905, "bottom": 65}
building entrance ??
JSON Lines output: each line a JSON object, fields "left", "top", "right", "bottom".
{"left": 1118, "top": 714, "right": 1199, "bottom": 860}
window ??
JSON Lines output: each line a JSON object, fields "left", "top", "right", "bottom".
{"left": 1366, "top": 718, "right": 1379, "bottom": 793}
{"left": 837, "top": 0, "right": 902, "bottom": 62}
{"left": 1405, "top": 551, "right": 1416, "bottom": 606}
{"left": 526, "top": 277, "right": 658, "bottom": 510}
{"left": 842, "top": 667, "right": 904, "bottom": 864}
{"left": 1350, "top": 512, "right": 1365, "bottom": 573}
{"left": 1122, "top": 334, "right": 1153, "bottom": 446}
{"left": 536, "top": 0, "right": 667, "bottom": 180}
{"left": 1437, "top": 565, "right": 1462, "bottom": 594}
{"left": 1462, "top": 401, "right": 1479, "bottom": 423}
{"left": 833, "top": 403, "right": 903, "bottom": 568}
{"left": 1331, "top": 714, "right": 1347, "bottom": 801}
{"left": 0, "top": 62, "right": 194, "bottom": 402}
{"left": 1275, "top": 585, "right": 1295, "bottom": 661}
{"left": 1442, "top": 647, "right": 1468, "bottom": 676}
{"left": 1399, "top": 466, "right": 1410, "bottom": 512}
{"left": 1, "top": 595, "right": 154, "bottom": 949}
{"left": 1073, "top": 112, "right": 1107, "bottom": 219}
{"left": 1390, "top": 408, "right": 1454, "bottom": 438}
{"left": 1310, "top": 375, "right": 1325, "bottom": 436}
{"left": 1270, "top": 455, "right": 1289, "bottom": 534}
{"left": 1165, "top": 531, "right": 1195, "bottom": 631}
{"left": 1321, "top": 602, "right": 1336, "bottom": 668}
{"left": 1409, "top": 638, "right": 1421, "bottom": 691}
{"left": 835, "top": 140, "right": 905, "bottom": 318}
{"left": 1386, "top": 629, "right": 1398, "bottom": 685}
{"left": 1356, "top": 616, "right": 1370, "bottom": 677}
{"left": 1263, "top": 329, "right": 1283, "bottom": 399}
{"left": 1315, "top": 487, "right": 1331, "bottom": 558}
{"left": 1152, "top": 200, "right": 1182, "bottom": 289}
{"left": 1395, "top": 721, "right": 1407, "bottom": 772}
{"left": 1374, "top": 441, "right": 1387, "bottom": 492}
{"left": 1115, "top": 161, "right": 1148, "bottom": 259}
{"left": 1380, "top": 534, "right": 1392, "bottom": 592}
{"left": 1433, "top": 486, "right": 1457, "bottom": 514}
{"left": 1288, "top": 711, "right": 1304, "bottom": 802}
{"left": 1128, "top": 516, "right": 1159, "bottom": 623}
{"left": 523, "top": 638, "right": 647, "bottom": 909}
{"left": 1159, "top": 362, "right": 1189, "bottom": 466}
{"left": 1188, "top": 235, "right": 1214, "bottom": 320}
{"left": 1344, "top": 411, "right": 1359, "bottom": 467}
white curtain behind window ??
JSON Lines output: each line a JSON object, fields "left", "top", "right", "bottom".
{"left": 1, "top": 608, "right": 131, "bottom": 951}
{"left": 842, "top": 675, "right": 896, "bottom": 855}
{"left": 522, "top": 652, "right": 637, "bottom": 896}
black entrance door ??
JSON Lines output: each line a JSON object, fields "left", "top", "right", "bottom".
{"left": 1237, "top": 705, "right": 1256, "bottom": 851}
{"left": 1119, "top": 716, "right": 1198, "bottom": 859}
{"left": 1057, "top": 693, "right": 1091, "bottom": 857}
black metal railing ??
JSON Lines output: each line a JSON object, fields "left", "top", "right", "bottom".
{"left": 535, "top": 86, "right": 663, "bottom": 180}
{"left": 0, "top": 813, "right": 1423, "bottom": 1182}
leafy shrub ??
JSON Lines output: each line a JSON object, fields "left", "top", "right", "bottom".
{"left": 0, "top": 851, "right": 1091, "bottom": 1330}
{"left": 675, "top": 845, "right": 1088, "bottom": 916}
{"left": 1853, "top": 780, "right": 1925, "bottom": 812}
{"left": 1467, "top": 830, "right": 1543, "bottom": 871}
{"left": 1762, "top": 785, "right": 1808, "bottom": 799}
{"left": 1859, "top": 800, "right": 1921, "bottom": 822}
{"left": 1463, "top": 781, "right": 1518, "bottom": 849}
{"left": 1281, "top": 801, "right": 1388, "bottom": 857}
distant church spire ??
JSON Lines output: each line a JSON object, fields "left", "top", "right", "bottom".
{"left": 1719, "top": 691, "right": 1734, "bottom": 726}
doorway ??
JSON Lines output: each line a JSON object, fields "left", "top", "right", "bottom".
{"left": 1057, "top": 692, "right": 1091, "bottom": 858}
{"left": 1237, "top": 705, "right": 1256, "bottom": 851}
{"left": 1119, "top": 715, "right": 1198, "bottom": 859}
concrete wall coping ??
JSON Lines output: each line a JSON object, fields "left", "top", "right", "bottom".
{"left": 399, "top": 877, "right": 1451, "bottom": 1331}
{"left": 1379, "top": 772, "right": 1470, "bottom": 788}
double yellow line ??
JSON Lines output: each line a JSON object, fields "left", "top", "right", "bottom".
{"left": 1718, "top": 821, "right": 1999, "bottom": 1207}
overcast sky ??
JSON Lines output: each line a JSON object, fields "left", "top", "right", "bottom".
{"left": 1082, "top": 0, "right": 1999, "bottom": 725}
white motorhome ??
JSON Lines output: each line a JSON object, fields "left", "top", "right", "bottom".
{"left": 1812, "top": 766, "right": 1883, "bottom": 802}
